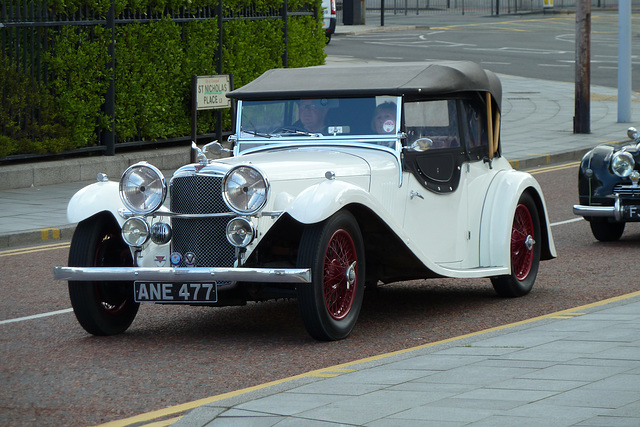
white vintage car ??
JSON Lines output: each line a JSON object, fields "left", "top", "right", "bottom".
{"left": 54, "top": 62, "right": 556, "bottom": 341}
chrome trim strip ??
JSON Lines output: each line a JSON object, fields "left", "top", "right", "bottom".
{"left": 53, "top": 266, "right": 311, "bottom": 284}
{"left": 120, "top": 210, "right": 282, "bottom": 220}
{"left": 119, "top": 209, "right": 234, "bottom": 219}
{"left": 152, "top": 212, "right": 236, "bottom": 219}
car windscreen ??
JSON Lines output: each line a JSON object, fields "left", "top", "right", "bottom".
{"left": 237, "top": 96, "right": 400, "bottom": 152}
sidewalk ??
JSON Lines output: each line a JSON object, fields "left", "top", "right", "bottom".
{"left": 168, "top": 291, "right": 640, "bottom": 427}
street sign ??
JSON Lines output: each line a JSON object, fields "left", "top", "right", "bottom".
{"left": 194, "top": 75, "right": 231, "bottom": 110}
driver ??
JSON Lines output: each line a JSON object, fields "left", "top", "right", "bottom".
{"left": 297, "top": 99, "right": 329, "bottom": 133}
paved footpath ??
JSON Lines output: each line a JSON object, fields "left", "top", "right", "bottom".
{"left": 165, "top": 292, "right": 640, "bottom": 427}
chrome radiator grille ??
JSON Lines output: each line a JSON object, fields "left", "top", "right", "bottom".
{"left": 613, "top": 184, "right": 640, "bottom": 199}
{"left": 170, "top": 174, "right": 235, "bottom": 268}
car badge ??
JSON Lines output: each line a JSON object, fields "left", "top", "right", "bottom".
{"left": 184, "top": 252, "right": 197, "bottom": 267}
{"left": 154, "top": 255, "right": 167, "bottom": 267}
{"left": 170, "top": 252, "right": 182, "bottom": 266}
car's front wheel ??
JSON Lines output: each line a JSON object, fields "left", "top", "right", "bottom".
{"left": 589, "top": 218, "right": 625, "bottom": 242}
{"left": 68, "top": 214, "right": 139, "bottom": 335}
{"left": 296, "top": 211, "right": 365, "bottom": 341}
{"left": 491, "top": 193, "right": 541, "bottom": 298}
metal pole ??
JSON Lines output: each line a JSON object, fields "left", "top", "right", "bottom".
{"left": 282, "top": 0, "right": 288, "bottom": 68}
{"left": 574, "top": 0, "right": 590, "bottom": 134}
{"left": 217, "top": 0, "right": 224, "bottom": 143}
{"left": 217, "top": 0, "right": 223, "bottom": 74}
{"left": 103, "top": 0, "right": 116, "bottom": 155}
{"left": 191, "top": 76, "right": 197, "bottom": 163}
{"left": 381, "top": 0, "right": 385, "bottom": 27}
{"left": 618, "top": 0, "right": 631, "bottom": 123}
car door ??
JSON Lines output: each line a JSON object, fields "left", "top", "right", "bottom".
{"left": 402, "top": 99, "right": 470, "bottom": 264}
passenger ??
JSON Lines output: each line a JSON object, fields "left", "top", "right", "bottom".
{"left": 371, "top": 102, "right": 397, "bottom": 135}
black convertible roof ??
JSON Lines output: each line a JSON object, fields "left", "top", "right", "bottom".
{"left": 227, "top": 61, "right": 502, "bottom": 109}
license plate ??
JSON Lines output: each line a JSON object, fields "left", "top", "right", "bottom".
{"left": 623, "top": 205, "right": 640, "bottom": 220}
{"left": 134, "top": 282, "right": 217, "bottom": 303}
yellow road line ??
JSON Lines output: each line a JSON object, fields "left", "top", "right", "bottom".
{"left": 97, "top": 289, "right": 640, "bottom": 427}
{"left": 0, "top": 242, "right": 70, "bottom": 257}
{"left": 527, "top": 161, "right": 580, "bottom": 174}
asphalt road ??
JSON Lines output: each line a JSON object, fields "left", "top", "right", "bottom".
{"left": 326, "top": 12, "right": 640, "bottom": 91}
{"left": 1, "top": 163, "right": 639, "bottom": 426}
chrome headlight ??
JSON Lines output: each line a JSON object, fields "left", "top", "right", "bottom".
{"left": 611, "top": 151, "right": 635, "bottom": 177}
{"left": 222, "top": 165, "right": 269, "bottom": 214}
{"left": 120, "top": 163, "right": 167, "bottom": 214}
{"left": 226, "top": 217, "right": 256, "bottom": 247}
{"left": 122, "top": 217, "right": 150, "bottom": 247}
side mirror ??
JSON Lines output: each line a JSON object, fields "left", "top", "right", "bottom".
{"left": 627, "top": 127, "right": 639, "bottom": 141}
{"left": 191, "top": 141, "right": 232, "bottom": 164}
{"left": 405, "top": 138, "right": 433, "bottom": 152}
{"left": 202, "top": 141, "right": 226, "bottom": 156}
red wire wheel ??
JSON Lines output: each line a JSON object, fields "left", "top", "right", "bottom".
{"left": 511, "top": 203, "right": 535, "bottom": 281}
{"left": 491, "top": 193, "right": 541, "bottom": 298}
{"left": 297, "top": 210, "right": 366, "bottom": 341}
{"left": 322, "top": 229, "right": 358, "bottom": 320}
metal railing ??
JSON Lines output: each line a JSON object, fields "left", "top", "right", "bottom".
{"left": 1, "top": 0, "right": 316, "bottom": 162}
{"left": 337, "top": 0, "right": 627, "bottom": 22}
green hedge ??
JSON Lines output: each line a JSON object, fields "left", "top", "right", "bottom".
{"left": 0, "top": 0, "right": 326, "bottom": 157}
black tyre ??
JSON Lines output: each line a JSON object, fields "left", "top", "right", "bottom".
{"left": 589, "top": 218, "right": 625, "bottom": 242}
{"left": 491, "top": 193, "right": 541, "bottom": 298}
{"left": 296, "top": 211, "right": 365, "bottom": 341}
{"left": 68, "top": 214, "right": 139, "bottom": 335}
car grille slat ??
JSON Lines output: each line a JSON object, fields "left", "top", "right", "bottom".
{"left": 613, "top": 184, "right": 640, "bottom": 199}
{"left": 170, "top": 174, "right": 235, "bottom": 269}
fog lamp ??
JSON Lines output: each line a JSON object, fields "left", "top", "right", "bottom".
{"left": 150, "top": 222, "right": 172, "bottom": 245}
{"left": 122, "top": 217, "right": 150, "bottom": 247}
{"left": 226, "top": 217, "right": 255, "bottom": 247}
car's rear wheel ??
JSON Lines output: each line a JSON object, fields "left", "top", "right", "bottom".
{"left": 491, "top": 193, "right": 541, "bottom": 298}
{"left": 589, "top": 218, "right": 625, "bottom": 242}
{"left": 68, "top": 214, "right": 139, "bottom": 335}
{"left": 296, "top": 211, "right": 365, "bottom": 341}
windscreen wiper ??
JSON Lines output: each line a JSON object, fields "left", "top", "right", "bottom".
{"left": 242, "top": 130, "right": 273, "bottom": 138}
{"left": 279, "top": 128, "right": 321, "bottom": 137}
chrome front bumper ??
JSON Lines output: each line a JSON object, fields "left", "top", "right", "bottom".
{"left": 573, "top": 204, "right": 622, "bottom": 220}
{"left": 53, "top": 266, "right": 311, "bottom": 284}
{"left": 573, "top": 194, "right": 640, "bottom": 222}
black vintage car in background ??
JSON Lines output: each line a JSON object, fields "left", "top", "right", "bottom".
{"left": 573, "top": 127, "right": 640, "bottom": 241}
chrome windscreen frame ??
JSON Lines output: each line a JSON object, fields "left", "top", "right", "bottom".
{"left": 233, "top": 98, "right": 404, "bottom": 186}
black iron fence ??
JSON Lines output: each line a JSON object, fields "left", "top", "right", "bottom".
{"left": 1, "top": 0, "right": 318, "bottom": 162}
{"left": 338, "top": 0, "right": 628, "bottom": 22}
